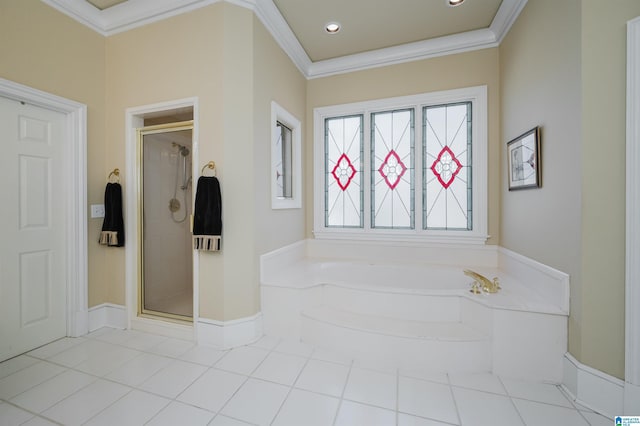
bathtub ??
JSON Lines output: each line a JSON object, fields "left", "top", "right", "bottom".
{"left": 260, "top": 239, "right": 569, "bottom": 381}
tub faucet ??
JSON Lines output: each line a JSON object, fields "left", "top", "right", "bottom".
{"left": 464, "top": 269, "right": 501, "bottom": 294}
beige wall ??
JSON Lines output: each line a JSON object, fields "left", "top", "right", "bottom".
{"left": 252, "top": 18, "right": 307, "bottom": 252}
{"left": 0, "top": 0, "right": 108, "bottom": 307}
{"left": 501, "top": 0, "right": 640, "bottom": 379}
{"left": 306, "top": 49, "right": 501, "bottom": 244}
{"left": 580, "top": 0, "right": 640, "bottom": 379}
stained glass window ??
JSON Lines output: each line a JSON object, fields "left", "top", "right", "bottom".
{"left": 325, "top": 115, "right": 364, "bottom": 227}
{"left": 423, "top": 102, "right": 472, "bottom": 230}
{"left": 371, "top": 109, "right": 414, "bottom": 229}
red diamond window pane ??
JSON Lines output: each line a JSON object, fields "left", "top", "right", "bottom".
{"left": 431, "top": 146, "right": 462, "bottom": 189}
{"left": 331, "top": 153, "right": 357, "bottom": 191}
{"left": 378, "top": 150, "right": 407, "bottom": 190}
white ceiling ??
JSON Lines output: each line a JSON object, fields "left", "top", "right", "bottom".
{"left": 40, "top": 0, "right": 527, "bottom": 78}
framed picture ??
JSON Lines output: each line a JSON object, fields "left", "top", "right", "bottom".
{"left": 507, "top": 127, "right": 541, "bottom": 190}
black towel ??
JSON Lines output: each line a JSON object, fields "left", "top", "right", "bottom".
{"left": 193, "top": 176, "right": 222, "bottom": 251}
{"left": 99, "top": 182, "right": 125, "bottom": 247}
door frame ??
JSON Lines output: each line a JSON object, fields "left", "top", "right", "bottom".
{"left": 125, "top": 98, "right": 199, "bottom": 340}
{"left": 626, "top": 15, "right": 640, "bottom": 410}
{"left": 0, "top": 78, "right": 88, "bottom": 338}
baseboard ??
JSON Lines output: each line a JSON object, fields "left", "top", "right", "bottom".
{"left": 130, "top": 316, "right": 194, "bottom": 341}
{"left": 88, "top": 303, "right": 127, "bottom": 332}
{"left": 197, "top": 312, "right": 263, "bottom": 349}
{"left": 562, "top": 353, "right": 625, "bottom": 418}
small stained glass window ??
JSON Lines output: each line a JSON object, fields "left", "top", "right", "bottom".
{"left": 423, "top": 102, "right": 472, "bottom": 230}
{"left": 371, "top": 109, "right": 414, "bottom": 229}
{"left": 325, "top": 115, "right": 363, "bottom": 228}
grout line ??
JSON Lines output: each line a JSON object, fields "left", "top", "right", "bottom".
{"left": 395, "top": 366, "right": 400, "bottom": 426}
{"left": 331, "top": 357, "right": 354, "bottom": 426}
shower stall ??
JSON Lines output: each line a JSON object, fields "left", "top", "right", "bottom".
{"left": 138, "top": 122, "right": 193, "bottom": 321}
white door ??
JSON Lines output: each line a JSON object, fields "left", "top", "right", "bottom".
{"left": 0, "top": 96, "right": 68, "bottom": 362}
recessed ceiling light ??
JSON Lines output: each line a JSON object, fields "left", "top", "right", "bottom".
{"left": 448, "top": 0, "right": 465, "bottom": 6}
{"left": 325, "top": 22, "right": 341, "bottom": 34}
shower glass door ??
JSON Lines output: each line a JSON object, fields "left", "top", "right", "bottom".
{"left": 138, "top": 122, "right": 193, "bottom": 321}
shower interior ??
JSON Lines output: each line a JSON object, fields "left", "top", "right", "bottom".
{"left": 140, "top": 123, "right": 194, "bottom": 320}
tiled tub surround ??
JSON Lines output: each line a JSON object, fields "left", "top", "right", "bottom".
{"left": 261, "top": 240, "right": 569, "bottom": 383}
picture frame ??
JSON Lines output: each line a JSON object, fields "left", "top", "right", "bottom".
{"left": 507, "top": 127, "right": 541, "bottom": 190}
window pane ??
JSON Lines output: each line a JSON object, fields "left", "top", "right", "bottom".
{"left": 371, "top": 109, "right": 414, "bottom": 229}
{"left": 423, "top": 102, "right": 472, "bottom": 230}
{"left": 275, "top": 121, "right": 293, "bottom": 199}
{"left": 325, "top": 115, "right": 364, "bottom": 227}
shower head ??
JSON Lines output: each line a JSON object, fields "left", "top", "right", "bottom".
{"left": 172, "top": 142, "right": 190, "bottom": 156}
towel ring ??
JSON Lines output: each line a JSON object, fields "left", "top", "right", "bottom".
{"left": 108, "top": 168, "right": 120, "bottom": 183}
{"left": 201, "top": 161, "right": 216, "bottom": 176}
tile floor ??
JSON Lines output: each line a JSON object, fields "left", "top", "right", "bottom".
{"left": 0, "top": 328, "right": 611, "bottom": 426}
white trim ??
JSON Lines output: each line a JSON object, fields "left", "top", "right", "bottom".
{"left": 88, "top": 303, "right": 127, "bottom": 331}
{"left": 197, "top": 313, "right": 263, "bottom": 349}
{"left": 125, "top": 98, "right": 200, "bottom": 333}
{"left": 130, "top": 316, "right": 195, "bottom": 341}
{"left": 271, "top": 101, "right": 302, "bottom": 209}
{"left": 562, "top": 353, "right": 624, "bottom": 418}
{"left": 0, "top": 78, "right": 89, "bottom": 339}
{"left": 626, "top": 15, "right": 640, "bottom": 389}
{"left": 313, "top": 86, "right": 488, "bottom": 245}
{"left": 40, "top": 0, "right": 527, "bottom": 79}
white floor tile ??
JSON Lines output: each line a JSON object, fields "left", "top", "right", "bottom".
{"left": 47, "top": 339, "right": 113, "bottom": 367}
{"left": 453, "top": 386, "right": 524, "bottom": 426}
{"left": 84, "top": 389, "right": 170, "bottom": 426}
{"left": 177, "top": 368, "right": 246, "bottom": 412}
{"left": 74, "top": 345, "right": 140, "bottom": 376}
{"left": 120, "top": 331, "right": 169, "bottom": 351}
{"left": 20, "top": 416, "right": 59, "bottom": 426}
{"left": 581, "top": 411, "right": 611, "bottom": 426}
{"left": 397, "top": 413, "right": 453, "bottom": 425}
{"left": 335, "top": 400, "right": 396, "bottom": 426}
{"left": 252, "top": 351, "right": 307, "bottom": 386}
{"left": 91, "top": 328, "right": 133, "bottom": 345}
{"left": 272, "top": 388, "right": 339, "bottom": 426}
{"left": 0, "top": 355, "right": 39, "bottom": 380}
{"left": 0, "top": 401, "right": 34, "bottom": 425}
{"left": 250, "top": 335, "right": 281, "bottom": 351}
{"left": 41, "top": 379, "right": 131, "bottom": 425}
{"left": 343, "top": 367, "right": 397, "bottom": 410}
{"left": 0, "top": 361, "right": 65, "bottom": 400}
{"left": 398, "top": 369, "right": 449, "bottom": 385}
{"left": 310, "top": 347, "right": 353, "bottom": 366}
{"left": 139, "top": 359, "right": 207, "bottom": 398}
{"left": 27, "top": 337, "right": 85, "bottom": 360}
{"left": 147, "top": 338, "right": 195, "bottom": 358}
{"left": 221, "top": 378, "right": 289, "bottom": 426}
{"left": 501, "top": 378, "right": 574, "bottom": 408}
{"left": 295, "top": 359, "right": 350, "bottom": 397}
{"left": 10, "top": 369, "right": 95, "bottom": 413}
{"left": 179, "top": 345, "right": 227, "bottom": 366}
{"left": 352, "top": 357, "right": 398, "bottom": 374}
{"left": 513, "top": 399, "right": 590, "bottom": 426}
{"left": 398, "top": 376, "right": 459, "bottom": 425}
{"left": 449, "top": 372, "right": 507, "bottom": 395}
{"left": 146, "top": 401, "right": 215, "bottom": 426}
{"left": 214, "top": 346, "right": 269, "bottom": 375}
{"left": 105, "top": 352, "right": 172, "bottom": 387}
{"left": 274, "top": 339, "right": 314, "bottom": 358}
{"left": 209, "top": 415, "right": 255, "bottom": 426}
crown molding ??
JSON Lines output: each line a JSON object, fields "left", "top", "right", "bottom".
{"left": 40, "top": 0, "right": 526, "bottom": 78}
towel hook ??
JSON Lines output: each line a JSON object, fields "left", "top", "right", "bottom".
{"left": 108, "top": 168, "right": 120, "bottom": 183}
{"left": 201, "top": 161, "right": 216, "bottom": 176}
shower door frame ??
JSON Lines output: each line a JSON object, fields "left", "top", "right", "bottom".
{"left": 125, "top": 98, "right": 199, "bottom": 341}
{"left": 137, "top": 121, "right": 195, "bottom": 323}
